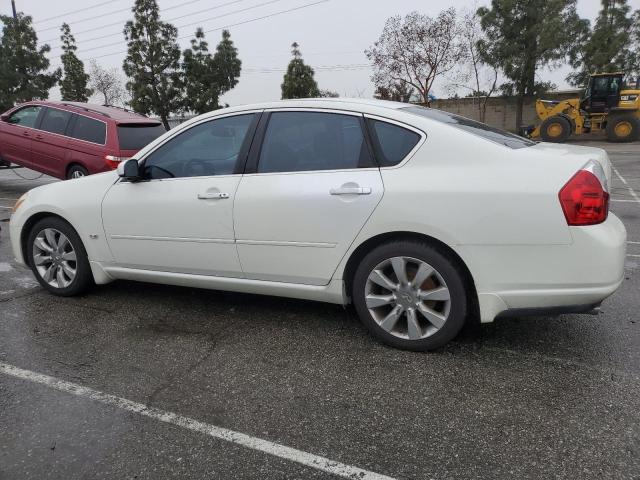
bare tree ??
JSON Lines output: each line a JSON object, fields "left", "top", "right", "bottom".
{"left": 448, "top": 8, "right": 499, "bottom": 122}
{"left": 88, "top": 60, "right": 126, "bottom": 106}
{"left": 366, "top": 9, "right": 466, "bottom": 104}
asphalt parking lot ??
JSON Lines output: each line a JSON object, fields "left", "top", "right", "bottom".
{"left": 1, "top": 141, "right": 639, "bottom": 479}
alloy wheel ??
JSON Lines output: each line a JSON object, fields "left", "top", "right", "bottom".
{"left": 365, "top": 256, "right": 451, "bottom": 340}
{"left": 32, "top": 228, "right": 78, "bottom": 288}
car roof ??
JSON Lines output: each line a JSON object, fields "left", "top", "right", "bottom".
{"left": 24, "top": 101, "right": 160, "bottom": 124}
{"left": 188, "top": 98, "right": 416, "bottom": 126}
{"left": 220, "top": 97, "right": 410, "bottom": 112}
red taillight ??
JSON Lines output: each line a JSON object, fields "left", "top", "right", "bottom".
{"left": 559, "top": 169, "right": 609, "bottom": 226}
{"left": 104, "top": 155, "right": 130, "bottom": 170}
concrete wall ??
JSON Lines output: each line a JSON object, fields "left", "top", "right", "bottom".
{"left": 431, "top": 91, "right": 582, "bottom": 132}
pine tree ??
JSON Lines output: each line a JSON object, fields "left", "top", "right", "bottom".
{"left": 183, "top": 28, "right": 241, "bottom": 114}
{"left": 123, "top": 0, "right": 183, "bottom": 130}
{"left": 213, "top": 30, "right": 241, "bottom": 101}
{"left": 0, "top": 13, "right": 60, "bottom": 111}
{"left": 281, "top": 43, "right": 320, "bottom": 99}
{"left": 568, "top": 0, "right": 634, "bottom": 87}
{"left": 59, "top": 23, "right": 92, "bottom": 102}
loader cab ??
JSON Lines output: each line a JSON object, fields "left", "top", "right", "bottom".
{"left": 581, "top": 73, "right": 624, "bottom": 114}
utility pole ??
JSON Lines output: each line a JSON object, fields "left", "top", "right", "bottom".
{"left": 11, "top": 0, "right": 17, "bottom": 18}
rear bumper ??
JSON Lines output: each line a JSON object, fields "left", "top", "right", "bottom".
{"left": 458, "top": 213, "right": 627, "bottom": 322}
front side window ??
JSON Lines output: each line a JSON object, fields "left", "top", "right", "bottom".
{"left": 143, "top": 114, "right": 257, "bottom": 179}
{"left": 257, "top": 112, "right": 374, "bottom": 173}
{"left": 71, "top": 115, "right": 106, "bottom": 144}
{"left": 40, "top": 108, "right": 72, "bottom": 135}
{"left": 8, "top": 106, "right": 42, "bottom": 128}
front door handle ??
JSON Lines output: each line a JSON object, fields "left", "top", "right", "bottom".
{"left": 197, "top": 192, "right": 230, "bottom": 200}
{"left": 22, "top": 131, "right": 30, "bottom": 137}
{"left": 330, "top": 186, "right": 372, "bottom": 195}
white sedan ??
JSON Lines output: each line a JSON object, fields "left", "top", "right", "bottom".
{"left": 9, "top": 99, "right": 626, "bottom": 350}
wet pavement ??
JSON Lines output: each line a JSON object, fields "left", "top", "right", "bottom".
{"left": 1, "top": 141, "right": 639, "bottom": 479}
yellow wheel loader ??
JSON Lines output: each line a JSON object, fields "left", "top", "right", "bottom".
{"left": 528, "top": 73, "right": 640, "bottom": 143}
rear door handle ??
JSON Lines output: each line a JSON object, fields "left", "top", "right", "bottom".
{"left": 197, "top": 192, "right": 230, "bottom": 200}
{"left": 330, "top": 186, "right": 372, "bottom": 195}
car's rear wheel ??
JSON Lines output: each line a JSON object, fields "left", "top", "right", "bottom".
{"left": 27, "top": 217, "right": 93, "bottom": 296}
{"left": 352, "top": 241, "right": 468, "bottom": 351}
{"left": 67, "top": 164, "right": 89, "bottom": 179}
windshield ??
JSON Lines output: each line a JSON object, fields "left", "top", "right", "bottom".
{"left": 117, "top": 124, "right": 166, "bottom": 150}
{"left": 403, "top": 106, "right": 535, "bottom": 149}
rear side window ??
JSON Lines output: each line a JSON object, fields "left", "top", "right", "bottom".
{"left": 40, "top": 108, "right": 72, "bottom": 135}
{"left": 257, "top": 112, "right": 374, "bottom": 173}
{"left": 70, "top": 115, "right": 106, "bottom": 144}
{"left": 367, "top": 119, "right": 421, "bottom": 167}
{"left": 117, "top": 124, "right": 166, "bottom": 150}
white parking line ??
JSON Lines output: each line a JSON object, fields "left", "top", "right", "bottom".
{"left": 0, "top": 206, "right": 12, "bottom": 210}
{"left": 611, "top": 198, "right": 640, "bottom": 203}
{"left": 628, "top": 254, "right": 640, "bottom": 258}
{"left": 0, "top": 362, "right": 395, "bottom": 480}
{"left": 613, "top": 167, "right": 640, "bottom": 204}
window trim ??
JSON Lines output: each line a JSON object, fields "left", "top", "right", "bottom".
{"left": 134, "top": 111, "right": 262, "bottom": 183}
{"left": 6, "top": 104, "right": 109, "bottom": 146}
{"left": 244, "top": 108, "right": 377, "bottom": 175}
{"left": 363, "top": 114, "right": 426, "bottom": 170}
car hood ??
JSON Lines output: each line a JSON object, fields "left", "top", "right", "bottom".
{"left": 16, "top": 170, "right": 118, "bottom": 215}
{"left": 531, "top": 142, "right": 612, "bottom": 187}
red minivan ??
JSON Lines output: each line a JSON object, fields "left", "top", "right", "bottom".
{"left": 0, "top": 101, "right": 166, "bottom": 179}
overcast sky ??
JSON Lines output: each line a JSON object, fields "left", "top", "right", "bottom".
{"left": 3, "top": 0, "right": 640, "bottom": 106}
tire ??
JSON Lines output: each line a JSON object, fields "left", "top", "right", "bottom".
{"left": 352, "top": 241, "right": 469, "bottom": 351}
{"left": 540, "top": 115, "right": 572, "bottom": 143}
{"left": 606, "top": 113, "right": 640, "bottom": 143}
{"left": 67, "top": 164, "right": 89, "bottom": 179}
{"left": 27, "top": 217, "right": 93, "bottom": 296}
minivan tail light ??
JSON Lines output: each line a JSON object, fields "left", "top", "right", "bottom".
{"left": 559, "top": 161, "right": 609, "bottom": 226}
{"left": 105, "top": 155, "right": 130, "bottom": 169}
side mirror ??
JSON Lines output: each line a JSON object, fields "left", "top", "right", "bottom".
{"left": 117, "top": 159, "right": 142, "bottom": 181}
{"left": 0, "top": 113, "right": 10, "bottom": 122}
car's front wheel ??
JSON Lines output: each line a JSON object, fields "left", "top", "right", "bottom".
{"left": 352, "top": 241, "right": 468, "bottom": 351}
{"left": 27, "top": 217, "right": 93, "bottom": 296}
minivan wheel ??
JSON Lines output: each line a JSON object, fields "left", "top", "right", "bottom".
{"left": 27, "top": 217, "right": 93, "bottom": 296}
{"left": 352, "top": 241, "right": 468, "bottom": 351}
{"left": 67, "top": 165, "right": 89, "bottom": 179}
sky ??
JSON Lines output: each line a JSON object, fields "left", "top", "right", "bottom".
{"left": 2, "top": 0, "right": 640, "bottom": 107}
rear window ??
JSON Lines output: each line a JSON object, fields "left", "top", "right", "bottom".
{"left": 403, "top": 106, "right": 535, "bottom": 149}
{"left": 117, "top": 124, "right": 166, "bottom": 150}
{"left": 70, "top": 115, "right": 106, "bottom": 144}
